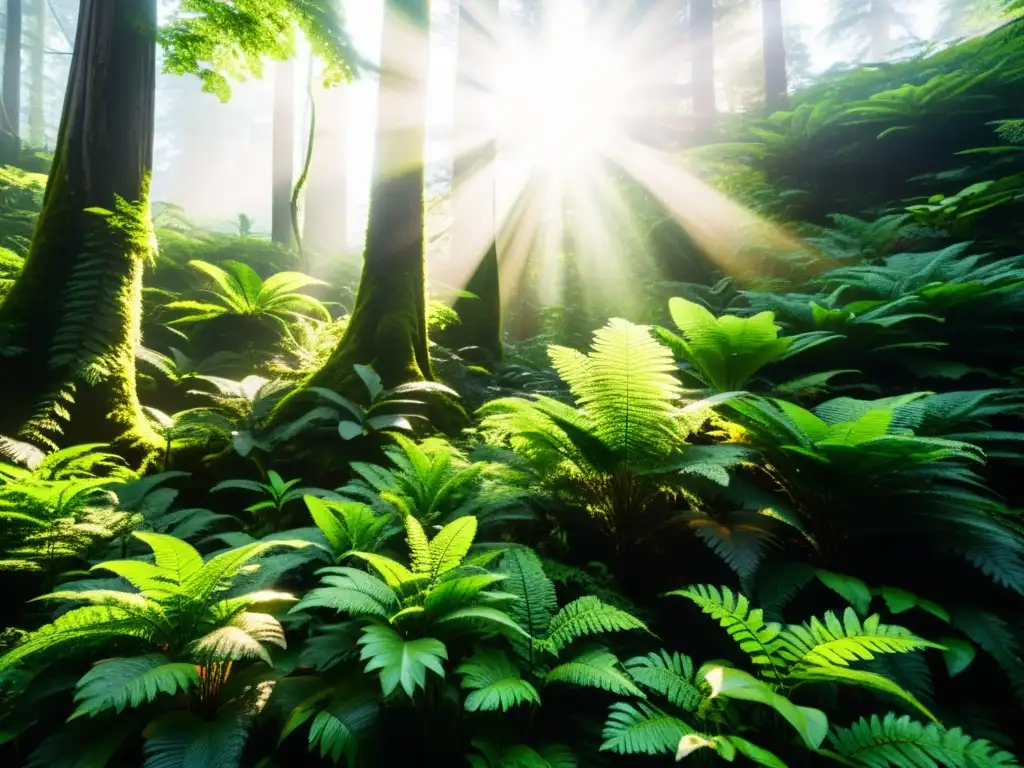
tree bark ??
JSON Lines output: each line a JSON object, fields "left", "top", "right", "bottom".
{"left": 27, "top": 0, "right": 43, "bottom": 146}
{"left": 0, "top": 0, "right": 158, "bottom": 460}
{"left": 302, "top": 75, "right": 348, "bottom": 256}
{"left": 762, "top": 0, "right": 788, "bottom": 112}
{"left": 272, "top": 58, "right": 295, "bottom": 247}
{"left": 446, "top": 0, "right": 501, "bottom": 362}
{"left": 2, "top": 0, "right": 22, "bottom": 156}
{"left": 299, "top": 0, "right": 432, "bottom": 391}
{"left": 689, "top": 0, "right": 715, "bottom": 137}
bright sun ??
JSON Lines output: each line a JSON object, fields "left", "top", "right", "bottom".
{"left": 495, "top": 6, "right": 629, "bottom": 178}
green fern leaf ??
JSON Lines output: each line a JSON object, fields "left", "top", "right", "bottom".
{"left": 542, "top": 596, "right": 648, "bottom": 654}
{"left": 70, "top": 655, "right": 199, "bottom": 719}
{"left": 292, "top": 567, "right": 399, "bottom": 618}
{"left": 133, "top": 532, "right": 204, "bottom": 585}
{"left": 349, "top": 551, "right": 423, "bottom": 591}
{"left": 545, "top": 649, "right": 646, "bottom": 697}
{"left": 600, "top": 701, "right": 691, "bottom": 756}
{"left": 780, "top": 609, "right": 941, "bottom": 668}
{"left": 427, "top": 516, "right": 478, "bottom": 582}
{"left": 404, "top": 515, "right": 432, "bottom": 574}
{"left": 456, "top": 648, "right": 541, "bottom": 711}
{"left": 670, "top": 585, "right": 786, "bottom": 679}
{"left": 825, "top": 713, "right": 1020, "bottom": 768}
{"left": 498, "top": 548, "right": 558, "bottom": 640}
{"left": 357, "top": 624, "right": 447, "bottom": 697}
{"left": 143, "top": 710, "right": 250, "bottom": 768}
{"left": 624, "top": 650, "right": 701, "bottom": 711}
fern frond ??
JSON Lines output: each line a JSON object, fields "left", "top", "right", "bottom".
{"left": 70, "top": 654, "right": 199, "bottom": 719}
{"left": 545, "top": 649, "right": 646, "bottom": 697}
{"left": 624, "top": 650, "right": 702, "bottom": 711}
{"left": 498, "top": 548, "right": 558, "bottom": 640}
{"left": 600, "top": 702, "right": 691, "bottom": 756}
{"left": 456, "top": 648, "right": 541, "bottom": 712}
{"left": 826, "top": 713, "right": 1020, "bottom": 768}
{"left": 670, "top": 585, "right": 787, "bottom": 679}
{"left": 541, "top": 596, "right": 648, "bottom": 654}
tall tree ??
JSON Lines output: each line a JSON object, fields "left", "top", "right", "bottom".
{"left": 0, "top": 0, "right": 357, "bottom": 459}
{"left": 301, "top": 0, "right": 433, "bottom": 391}
{"left": 27, "top": 0, "right": 43, "bottom": 145}
{"left": 690, "top": 0, "right": 716, "bottom": 135}
{"left": 762, "top": 0, "right": 787, "bottom": 111}
{"left": 0, "top": 0, "right": 158, "bottom": 455}
{"left": 447, "top": 0, "right": 502, "bottom": 361}
{"left": 2, "top": 0, "right": 22, "bottom": 157}
{"left": 825, "top": 0, "right": 911, "bottom": 62}
{"left": 302, "top": 72, "right": 349, "bottom": 256}
{"left": 272, "top": 58, "right": 295, "bottom": 247}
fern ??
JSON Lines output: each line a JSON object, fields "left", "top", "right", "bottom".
{"left": 541, "top": 596, "right": 649, "bottom": 654}
{"left": 545, "top": 649, "right": 646, "bottom": 697}
{"left": 825, "top": 713, "right": 1021, "bottom": 767}
{"left": 357, "top": 624, "right": 447, "bottom": 697}
{"left": 600, "top": 701, "right": 691, "bottom": 756}
{"left": 456, "top": 648, "right": 541, "bottom": 711}
{"left": 70, "top": 655, "right": 199, "bottom": 719}
{"left": 624, "top": 650, "right": 702, "bottom": 711}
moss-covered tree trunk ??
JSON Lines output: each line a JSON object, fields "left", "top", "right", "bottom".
{"left": 0, "top": 0, "right": 158, "bottom": 459}
{"left": 272, "top": 58, "right": 295, "bottom": 247}
{"left": 301, "top": 0, "right": 432, "bottom": 390}
{"left": 762, "top": 0, "right": 788, "bottom": 113}
{"left": 690, "top": 0, "right": 715, "bottom": 137}
{"left": 1, "top": 0, "right": 22, "bottom": 160}
{"left": 27, "top": 0, "right": 44, "bottom": 146}
{"left": 447, "top": 0, "right": 501, "bottom": 361}
{"left": 303, "top": 75, "right": 348, "bottom": 256}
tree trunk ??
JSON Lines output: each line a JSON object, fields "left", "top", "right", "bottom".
{"left": 869, "top": 0, "right": 892, "bottom": 60}
{"left": 762, "top": 0, "right": 787, "bottom": 112}
{"left": 447, "top": 0, "right": 501, "bottom": 362}
{"left": 0, "top": 0, "right": 158, "bottom": 460}
{"left": 27, "top": 0, "right": 43, "bottom": 146}
{"left": 302, "top": 75, "right": 348, "bottom": 256}
{"left": 272, "top": 58, "right": 295, "bottom": 247}
{"left": 2, "top": 0, "right": 22, "bottom": 157}
{"left": 300, "top": 0, "right": 432, "bottom": 390}
{"left": 689, "top": 0, "right": 715, "bottom": 137}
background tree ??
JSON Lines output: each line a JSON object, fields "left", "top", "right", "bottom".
{"left": 297, "top": 0, "right": 434, "bottom": 392}
{"left": 447, "top": 0, "right": 502, "bottom": 361}
{"left": 1, "top": 0, "right": 21, "bottom": 158}
{"left": 825, "top": 0, "right": 911, "bottom": 62}
{"left": 272, "top": 58, "right": 295, "bottom": 247}
{"left": 302, "top": 64, "right": 349, "bottom": 256}
{"left": 762, "top": 0, "right": 787, "bottom": 111}
{"left": 0, "top": 0, "right": 158, "bottom": 456}
{"left": 26, "top": 0, "right": 42, "bottom": 146}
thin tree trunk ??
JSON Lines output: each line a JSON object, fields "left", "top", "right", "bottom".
{"left": 447, "top": 0, "right": 501, "bottom": 361}
{"left": 762, "top": 0, "right": 787, "bottom": 112}
{"left": 272, "top": 58, "right": 295, "bottom": 247}
{"left": 27, "top": 0, "right": 43, "bottom": 145}
{"left": 869, "top": 0, "right": 892, "bottom": 60}
{"left": 2, "top": 0, "right": 22, "bottom": 155}
{"left": 299, "top": 0, "right": 432, "bottom": 390}
{"left": 690, "top": 0, "right": 715, "bottom": 137}
{"left": 302, "top": 73, "right": 348, "bottom": 256}
{"left": 0, "top": 0, "right": 158, "bottom": 460}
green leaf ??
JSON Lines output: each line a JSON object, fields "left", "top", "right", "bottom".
{"left": 600, "top": 702, "right": 691, "bottom": 756}
{"left": 704, "top": 666, "right": 828, "bottom": 749}
{"left": 624, "top": 650, "right": 701, "bottom": 711}
{"left": 456, "top": 648, "right": 541, "bottom": 712}
{"left": 338, "top": 421, "right": 365, "bottom": 440}
{"left": 546, "top": 649, "right": 646, "bottom": 697}
{"left": 354, "top": 365, "right": 384, "bottom": 400}
{"left": 816, "top": 570, "right": 872, "bottom": 616}
{"left": 70, "top": 655, "right": 199, "bottom": 719}
{"left": 725, "top": 736, "right": 788, "bottom": 768}
{"left": 940, "top": 637, "right": 976, "bottom": 678}
{"left": 357, "top": 624, "right": 447, "bottom": 697}
{"left": 543, "top": 596, "right": 648, "bottom": 654}
{"left": 427, "top": 516, "right": 477, "bottom": 582}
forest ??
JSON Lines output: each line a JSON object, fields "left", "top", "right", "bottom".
{"left": 1, "top": 0, "right": 1024, "bottom": 765}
